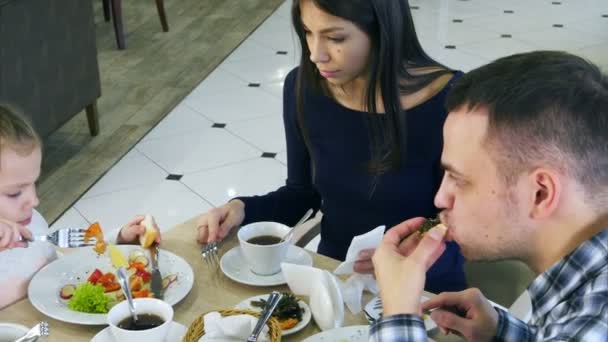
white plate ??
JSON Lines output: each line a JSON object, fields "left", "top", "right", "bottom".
{"left": 302, "top": 325, "right": 437, "bottom": 342}
{"left": 0, "top": 323, "right": 29, "bottom": 341}
{"left": 220, "top": 245, "right": 313, "bottom": 286}
{"left": 364, "top": 296, "right": 437, "bottom": 331}
{"left": 302, "top": 325, "right": 369, "bottom": 342}
{"left": 235, "top": 294, "right": 312, "bottom": 335}
{"left": 91, "top": 321, "right": 187, "bottom": 342}
{"left": 28, "top": 245, "right": 194, "bottom": 325}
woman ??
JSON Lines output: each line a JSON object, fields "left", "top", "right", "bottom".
{"left": 197, "top": 0, "right": 466, "bottom": 293}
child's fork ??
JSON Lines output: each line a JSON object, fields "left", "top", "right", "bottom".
{"left": 29, "top": 228, "right": 94, "bottom": 248}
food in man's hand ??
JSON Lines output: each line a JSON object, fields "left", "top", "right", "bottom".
{"left": 418, "top": 217, "right": 442, "bottom": 235}
{"left": 84, "top": 222, "right": 107, "bottom": 254}
{"left": 140, "top": 215, "right": 160, "bottom": 248}
{"left": 251, "top": 292, "right": 304, "bottom": 330}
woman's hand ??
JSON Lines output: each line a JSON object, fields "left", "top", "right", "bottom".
{"left": 196, "top": 200, "right": 245, "bottom": 244}
{"left": 0, "top": 218, "right": 32, "bottom": 251}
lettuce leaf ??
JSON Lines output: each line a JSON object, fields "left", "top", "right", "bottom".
{"left": 67, "top": 283, "right": 109, "bottom": 313}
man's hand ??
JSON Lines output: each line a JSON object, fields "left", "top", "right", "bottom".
{"left": 423, "top": 288, "right": 499, "bottom": 341}
{"left": 372, "top": 217, "right": 447, "bottom": 316}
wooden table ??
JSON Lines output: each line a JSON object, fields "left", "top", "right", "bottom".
{"left": 0, "top": 217, "right": 460, "bottom": 341}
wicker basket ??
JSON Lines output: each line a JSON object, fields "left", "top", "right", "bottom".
{"left": 183, "top": 309, "right": 282, "bottom": 342}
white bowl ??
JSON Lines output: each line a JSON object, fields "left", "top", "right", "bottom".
{"left": 0, "top": 323, "right": 29, "bottom": 342}
{"left": 107, "top": 298, "right": 173, "bottom": 342}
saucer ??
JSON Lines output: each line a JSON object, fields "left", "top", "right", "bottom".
{"left": 220, "top": 245, "right": 313, "bottom": 286}
{"left": 0, "top": 323, "right": 29, "bottom": 341}
{"left": 91, "top": 321, "right": 187, "bottom": 342}
{"left": 235, "top": 294, "right": 312, "bottom": 335}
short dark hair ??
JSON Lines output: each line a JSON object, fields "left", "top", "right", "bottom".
{"left": 446, "top": 51, "right": 608, "bottom": 206}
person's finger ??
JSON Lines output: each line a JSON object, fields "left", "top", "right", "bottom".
{"left": 218, "top": 213, "right": 238, "bottom": 240}
{"left": 357, "top": 248, "right": 374, "bottom": 260}
{"left": 10, "top": 241, "right": 28, "bottom": 248}
{"left": 382, "top": 217, "right": 426, "bottom": 249}
{"left": 16, "top": 224, "right": 33, "bottom": 240}
{"left": 407, "top": 225, "right": 447, "bottom": 269}
{"left": 197, "top": 224, "right": 209, "bottom": 244}
{"left": 397, "top": 231, "right": 421, "bottom": 256}
{"left": 206, "top": 211, "right": 222, "bottom": 243}
{"left": 353, "top": 259, "right": 374, "bottom": 273}
{"left": 430, "top": 309, "right": 473, "bottom": 339}
{"left": 129, "top": 215, "right": 145, "bottom": 226}
{"left": 422, "top": 291, "right": 468, "bottom": 312}
{"left": 0, "top": 227, "right": 15, "bottom": 248}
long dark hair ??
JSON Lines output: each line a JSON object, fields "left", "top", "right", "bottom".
{"left": 292, "top": 0, "right": 450, "bottom": 174}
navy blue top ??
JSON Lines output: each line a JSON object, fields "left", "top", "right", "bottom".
{"left": 238, "top": 68, "right": 466, "bottom": 293}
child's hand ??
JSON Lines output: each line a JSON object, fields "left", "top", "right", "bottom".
{"left": 0, "top": 218, "right": 32, "bottom": 251}
{"left": 117, "top": 215, "right": 162, "bottom": 245}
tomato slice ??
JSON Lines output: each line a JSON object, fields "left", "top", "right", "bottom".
{"left": 87, "top": 269, "right": 103, "bottom": 284}
{"left": 135, "top": 269, "right": 151, "bottom": 282}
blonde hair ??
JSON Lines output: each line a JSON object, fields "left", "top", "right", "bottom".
{"left": 0, "top": 104, "right": 41, "bottom": 162}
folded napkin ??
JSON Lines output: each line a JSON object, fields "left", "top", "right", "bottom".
{"left": 198, "top": 311, "right": 269, "bottom": 342}
{"left": 333, "top": 225, "right": 385, "bottom": 314}
{"left": 281, "top": 263, "right": 344, "bottom": 331}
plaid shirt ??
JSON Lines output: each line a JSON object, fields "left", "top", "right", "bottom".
{"left": 369, "top": 229, "right": 608, "bottom": 342}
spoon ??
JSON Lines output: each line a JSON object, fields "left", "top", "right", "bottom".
{"left": 116, "top": 267, "right": 138, "bottom": 324}
{"left": 280, "top": 208, "right": 313, "bottom": 243}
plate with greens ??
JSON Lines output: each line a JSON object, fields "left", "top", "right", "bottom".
{"left": 236, "top": 292, "right": 312, "bottom": 335}
{"left": 27, "top": 245, "right": 193, "bottom": 325}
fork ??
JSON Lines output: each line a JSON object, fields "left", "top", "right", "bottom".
{"left": 201, "top": 241, "right": 220, "bottom": 267}
{"left": 29, "top": 228, "right": 93, "bottom": 248}
{"left": 14, "top": 321, "right": 49, "bottom": 342}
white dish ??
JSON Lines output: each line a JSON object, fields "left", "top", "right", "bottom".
{"left": 28, "top": 245, "right": 194, "bottom": 325}
{"left": 220, "top": 245, "right": 313, "bottom": 286}
{"left": 91, "top": 321, "right": 187, "bottom": 342}
{"left": 302, "top": 325, "right": 369, "bottom": 342}
{"left": 0, "top": 322, "right": 29, "bottom": 341}
{"left": 235, "top": 294, "right": 312, "bottom": 335}
{"left": 364, "top": 296, "right": 437, "bottom": 331}
{"left": 310, "top": 270, "right": 344, "bottom": 331}
{"left": 302, "top": 325, "right": 437, "bottom": 342}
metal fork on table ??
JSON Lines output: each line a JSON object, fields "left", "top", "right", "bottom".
{"left": 14, "top": 321, "right": 49, "bottom": 342}
{"left": 201, "top": 241, "right": 220, "bottom": 267}
{"left": 29, "top": 228, "right": 93, "bottom": 248}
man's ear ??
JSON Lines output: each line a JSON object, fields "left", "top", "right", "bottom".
{"left": 528, "top": 168, "right": 561, "bottom": 219}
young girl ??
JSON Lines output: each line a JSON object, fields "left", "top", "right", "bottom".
{"left": 0, "top": 104, "right": 159, "bottom": 309}
{"left": 196, "top": 0, "right": 466, "bottom": 293}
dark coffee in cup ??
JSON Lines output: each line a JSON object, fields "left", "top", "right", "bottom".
{"left": 118, "top": 314, "right": 164, "bottom": 330}
{"left": 247, "top": 235, "right": 281, "bottom": 245}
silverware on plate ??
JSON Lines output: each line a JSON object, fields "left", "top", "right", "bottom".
{"left": 13, "top": 321, "right": 49, "bottom": 342}
{"left": 149, "top": 244, "right": 163, "bottom": 299}
{"left": 247, "top": 291, "right": 282, "bottom": 342}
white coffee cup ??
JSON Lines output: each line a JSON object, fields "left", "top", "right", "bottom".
{"left": 238, "top": 221, "right": 291, "bottom": 275}
{"left": 107, "top": 298, "right": 173, "bottom": 342}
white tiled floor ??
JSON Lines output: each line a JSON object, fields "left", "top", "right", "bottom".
{"left": 51, "top": 0, "right": 608, "bottom": 239}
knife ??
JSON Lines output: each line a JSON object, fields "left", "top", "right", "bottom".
{"left": 149, "top": 244, "right": 164, "bottom": 299}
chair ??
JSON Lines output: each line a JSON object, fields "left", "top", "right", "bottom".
{"left": 101, "top": 0, "right": 169, "bottom": 50}
{"left": 464, "top": 259, "right": 535, "bottom": 308}
{"left": 292, "top": 212, "right": 322, "bottom": 252}
{"left": 0, "top": 0, "right": 101, "bottom": 139}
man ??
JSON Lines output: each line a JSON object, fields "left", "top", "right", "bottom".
{"left": 369, "top": 51, "right": 608, "bottom": 341}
